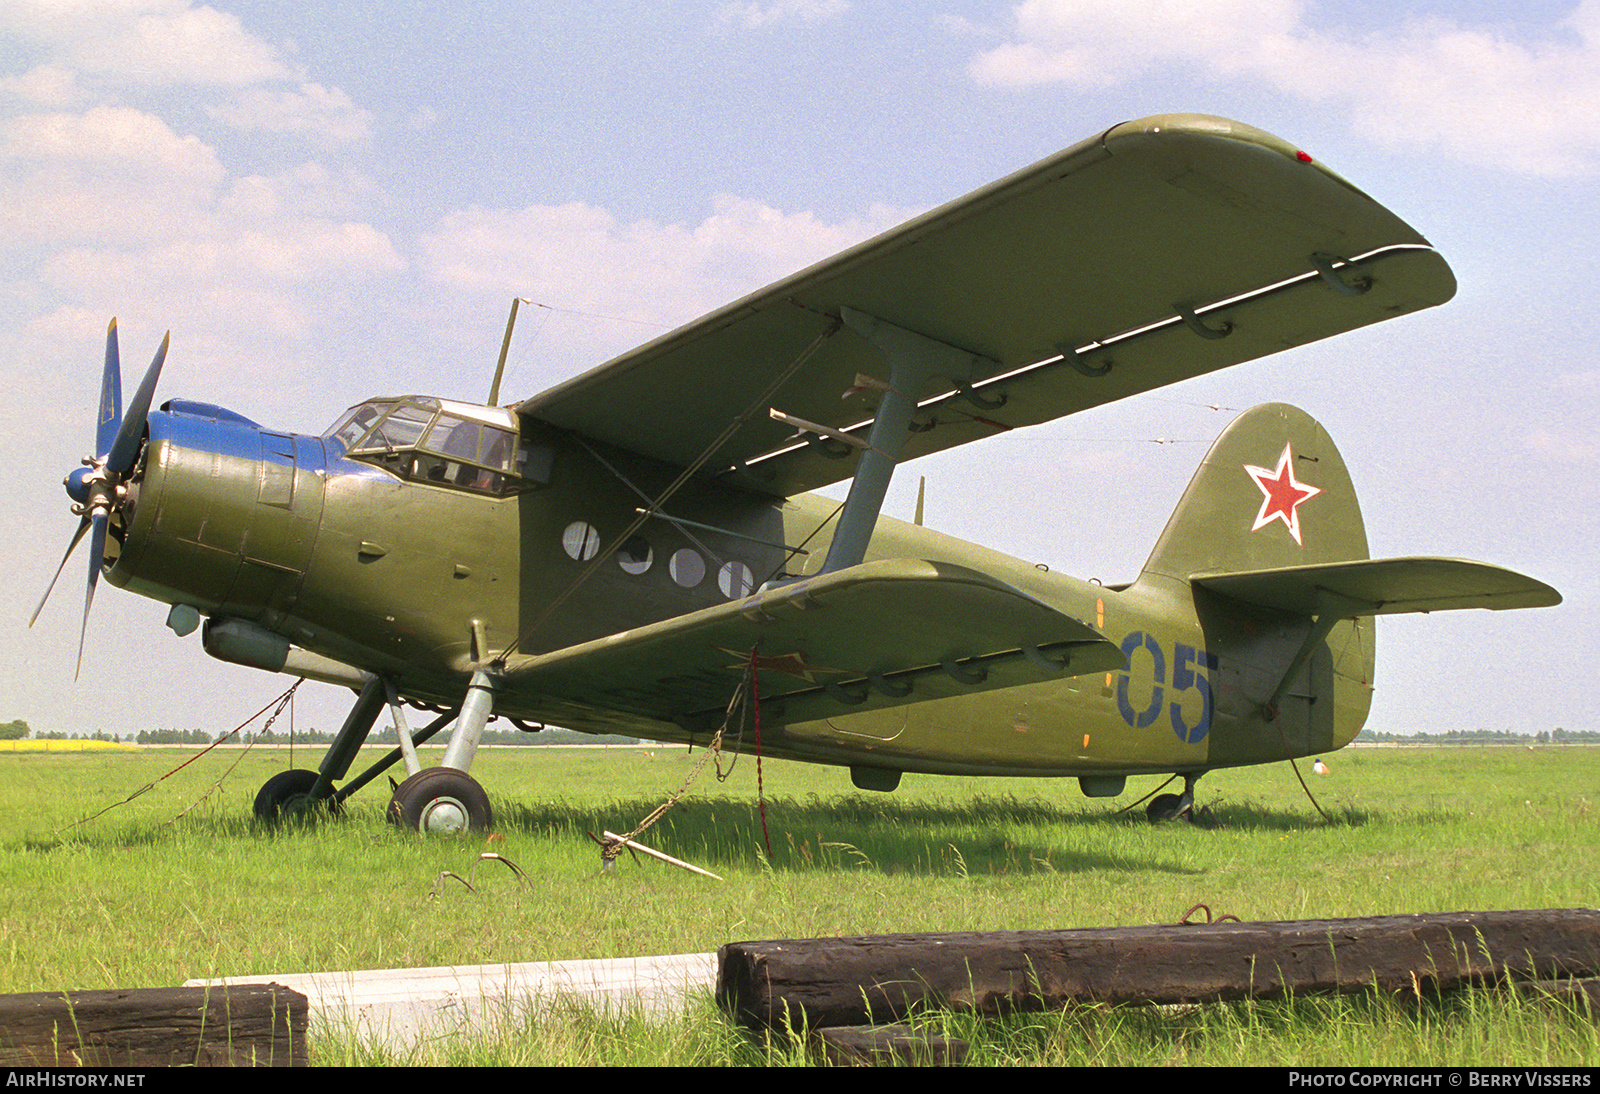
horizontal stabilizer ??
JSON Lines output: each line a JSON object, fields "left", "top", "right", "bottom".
{"left": 504, "top": 559, "right": 1124, "bottom": 728}
{"left": 1192, "top": 557, "right": 1562, "bottom": 617}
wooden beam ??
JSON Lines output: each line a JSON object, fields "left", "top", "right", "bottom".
{"left": 809, "top": 1024, "right": 968, "bottom": 1066}
{"left": 0, "top": 983, "right": 307, "bottom": 1066}
{"left": 717, "top": 908, "right": 1600, "bottom": 1031}
{"left": 1531, "top": 977, "right": 1600, "bottom": 1016}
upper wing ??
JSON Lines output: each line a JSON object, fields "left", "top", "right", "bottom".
{"left": 516, "top": 113, "right": 1455, "bottom": 497}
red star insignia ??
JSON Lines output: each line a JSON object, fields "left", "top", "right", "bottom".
{"left": 1244, "top": 443, "right": 1322, "bottom": 545}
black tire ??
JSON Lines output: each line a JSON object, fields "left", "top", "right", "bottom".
{"left": 388, "top": 767, "right": 492, "bottom": 834}
{"left": 1146, "top": 792, "right": 1189, "bottom": 823}
{"left": 253, "top": 768, "right": 337, "bottom": 821}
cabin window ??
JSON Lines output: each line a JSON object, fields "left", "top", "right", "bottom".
{"left": 617, "top": 535, "right": 653, "bottom": 575}
{"left": 719, "top": 561, "right": 754, "bottom": 599}
{"left": 669, "top": 548, "right": 705, "bottom": 588}
{"left": 410, "top": 415, "right": 517, "bottom": 491}
{"left": 562, "top": 521, "right": 600, "bottom": 561}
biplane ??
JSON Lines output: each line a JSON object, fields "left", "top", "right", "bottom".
{"left": 35, "top": 114, "right": 1559, "bottom": 831}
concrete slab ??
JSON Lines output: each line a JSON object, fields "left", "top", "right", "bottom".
{"left": 188, "top": 951, "right": 718, "bottom": 1052}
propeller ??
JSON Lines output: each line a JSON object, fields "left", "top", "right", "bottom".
{"left": 31, "top": 319, "right": 169, "bottom": 678}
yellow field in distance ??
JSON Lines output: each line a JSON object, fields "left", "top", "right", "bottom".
{"left": 0, "top": 739, "right": 134, "bottom": 752}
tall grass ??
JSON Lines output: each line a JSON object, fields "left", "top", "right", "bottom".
{"left": 0, "top": 743, "right": 1594, "bottom": 1063}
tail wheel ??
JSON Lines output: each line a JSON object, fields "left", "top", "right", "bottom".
{"left": 388, "top": 767, "right": 492, "bottom": 834}
{"left": 1146, "top": 793, "right": 1190, "bottom": 823}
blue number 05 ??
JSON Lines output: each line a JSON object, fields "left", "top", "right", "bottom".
{"left": 1116, "top": 632, "right": 1217, "bottom": 744}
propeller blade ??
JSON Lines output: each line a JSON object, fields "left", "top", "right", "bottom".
{"left": 106, "top": 331, "right": 167, "bottom": 477}
{"left": 75, "top": 510, "right": 108, "bottom": 681}
{"left": 96, "top": 318, "right": 122, "bottom": 460}
{"left": 29, "top": 515, "right": 91, "bottom": 627}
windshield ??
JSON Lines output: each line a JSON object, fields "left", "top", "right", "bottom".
{"left": 324, "top": 396, "right": 546, "bottom": 496}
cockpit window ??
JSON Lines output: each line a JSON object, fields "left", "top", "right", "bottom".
{"left": 325, "top": 396, "right": 549, "bottom": 497}
{"left": 370, "top": 400, "right": 436, "bottom": 451}
{"left": 324, "top": 404, "right": 380, "bottom": 456}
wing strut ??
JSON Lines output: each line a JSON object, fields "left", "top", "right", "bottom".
{"left": 812, "top": 307, "right": 993, "bottom": 575}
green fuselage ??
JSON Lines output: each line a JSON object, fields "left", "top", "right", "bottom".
{"left": 109, "top": 402, "right": 1371, "bottom": 782}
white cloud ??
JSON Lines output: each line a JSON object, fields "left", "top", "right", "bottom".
{"left": 205, "top": 83, "right": 373, "bottom": 143}
{"left": 971, "top": 0, "right": 1301, "bottom": 88}
{"left": 936, "top": 14, "right": 993, "bottom": 39}
{"left": 971, "top": 0, "right": 1600, "bottom": 177}
{"left": 16, "top": 218, "right": 404, "bottom": 368}
{"left": 220, "top": 162, "right": 384, "bottom": 220}
{"left": 1, "top": 64, "right": 83, "bottom": 107}
{"left": 2, "top": 0, "right": 291, "bottom": 87}
{"left": 422, "top": 194, "right": 909, "bottom": 324}
{"left": 1, "top": 104, "right": 223, "bottom": 180}
{"left": 0, "top": 0, "right": 393, "bottom": 381}
{"left": 11, "top": 208, "right": 404, "bottom": 400}
{"left": 719, "top": 0, "right": 849, "bottom": 29}
{"left": 419, "top": 194, "right": 913, "bottom": 373}
{"left": 1557, "top": 370, "right": 1600, "bottom": 392}
{"left": 0, "top": 106, "right": 226, "bottom": 245}
{"left": 42, "top": 220, "right": 401, "bottom": 293}
{"left": 0, "top": 100, "right": 400, "bottom": 377}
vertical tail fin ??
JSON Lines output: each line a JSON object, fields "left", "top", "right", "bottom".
{"left": 1140, "top": 402, "right": 1369, "bottom": 583}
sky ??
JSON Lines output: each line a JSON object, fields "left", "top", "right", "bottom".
{"left": 1, "top": 0, "right": 1596, "bottom": 745}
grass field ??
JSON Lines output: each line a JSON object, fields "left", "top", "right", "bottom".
{"left": 0, "top": 741, "right": 1595, "bottom": 1064}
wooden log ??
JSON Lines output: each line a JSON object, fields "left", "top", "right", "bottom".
{"left": 1530, "top": 977, "right": 1600, "bottom": 1017}
{"left": 717, "top": 908, "right": 1600, "bottom": 1031}
{"left": 808, "top": 1024, "right": 969, "bottom": 1066}
{"left": 0, "top": 983, "right": 307, "bottom": 1066}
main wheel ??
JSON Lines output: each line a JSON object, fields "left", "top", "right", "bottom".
{"left": 253, "top": 768, "right": 337, "bottom": 821}
{"left": 1146, "top": 793, "right": 1190, "bottom": 823}
{"left": 388, "top": 767, "right": 492, "bottom": 834}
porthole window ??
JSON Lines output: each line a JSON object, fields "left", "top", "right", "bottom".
{"left": 617, "top": 535, "right": 653, "bottom": 575}
{"left": 669, "top": 548, "right": 705, "bottom": 588}
{"left": 562, "top": 521, "right": 600, "bottom": 561}
{"left": 719, "top": 561, "right": 754, "bottom": 599}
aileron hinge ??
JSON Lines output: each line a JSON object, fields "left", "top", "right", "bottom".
{"left": 1310, "top": 252, "right": 1373, "bottom": 297}
{"left": 1175, "top": 304, "right": 1233, "bottom": 340}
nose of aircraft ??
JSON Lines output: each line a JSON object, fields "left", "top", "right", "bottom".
{"left": 31, "top": 318, "right": 169, "bottom": 678}
{"left": 64, "top": 466, "right": 93, "bottom": 506}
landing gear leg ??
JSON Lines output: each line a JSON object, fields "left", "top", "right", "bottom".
{"left": 1147, "top": 771, "right": 1205, "bottom": 824}
{"left": 387, "top": 670, "right": 496, "bottom": 834}
{"left": 253, "top": 675, "right": 384, "bottom": 822}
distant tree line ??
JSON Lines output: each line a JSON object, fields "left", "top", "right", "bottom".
{"left": 1355, "top": 727, "right": 1599, "bottom": 744}
{"left": 21, "top": 728, "right": 132, "bottom": 742}
{"left": 246, "top": 725, "right": 641, "bottom": 747}
{"left": 3, "top": 717, "right": 640, "bottom": 746}
{"left": 134, "top": 728, "right": 221, "bottom": 744}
